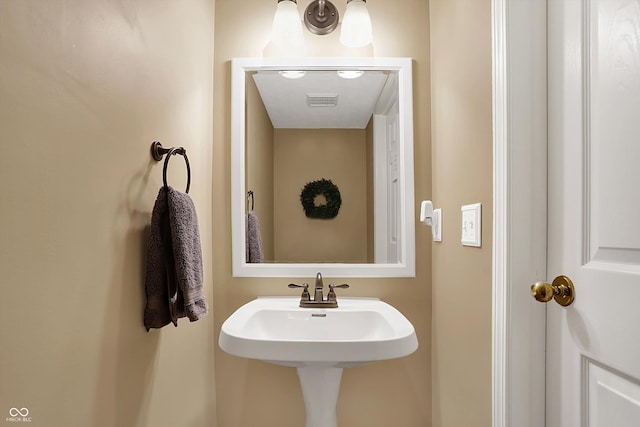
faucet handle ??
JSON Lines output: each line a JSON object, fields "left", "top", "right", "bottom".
{"left": 327, "top": 283, "right": 350, "bottom": 301}
{"left": 288, "top": 283, "right": 310, "bottom": 300}
{"left": 288, "top": 283, "right": 309, "bottom": 289}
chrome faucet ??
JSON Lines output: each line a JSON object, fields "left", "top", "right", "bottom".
{"left": 288, "top": 273, "right": 349, "bottom": 308}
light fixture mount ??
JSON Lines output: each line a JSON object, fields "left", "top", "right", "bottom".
{"left": 304, "top": 0, "right": 339, "bottom": 35}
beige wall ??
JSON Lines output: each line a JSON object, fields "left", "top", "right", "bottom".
{"left": 430, "top": 1, "right": 493, "bottom": 426}
{"left": 0, "top": 1, "right": 216, "bottom": 427}
{"left": 213, "top": 0, "right": 431, "bottom": 426}
{"left": 0, "top": 0, "right": 493, "bottom": 425}
{"left": 274, "top": 128, "right": 368, "bottom": 263}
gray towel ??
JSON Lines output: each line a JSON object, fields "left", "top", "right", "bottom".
{"left": 246, "top": 212, "right": 264, "bottom": 263}
{"left": 166, "top": 186, "right": 207, "bottom": 322}
{"left": 144, "top": 187, "right": 173, "bottom": 330}
{"left": 144, "top": 186, "right": 207, "bottom": 330}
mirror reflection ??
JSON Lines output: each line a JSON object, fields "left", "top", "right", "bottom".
{"left": 247, "top": 68, "right": 395, "bottom": 264}
{"left": 232, "top": 57, "right": 415, "bottom": 278}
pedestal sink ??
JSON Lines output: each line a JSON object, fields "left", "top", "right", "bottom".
{"left": 218, "top": 296, "right": 418, "bottom": 427}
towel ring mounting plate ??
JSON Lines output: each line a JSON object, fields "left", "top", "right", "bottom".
{"left": 151, "top": 141, "right": 191, "bottom": 193}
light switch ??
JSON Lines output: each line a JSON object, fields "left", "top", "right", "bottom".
{"left": 433, "top": 208, "right": 442, "bottom": 242}
{"left": 461, "top": 203, "right": 481, "bottom": 247}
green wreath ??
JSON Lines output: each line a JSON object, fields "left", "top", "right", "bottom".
{"left": 300, "top": 179, "right": 342, "bottom": 219}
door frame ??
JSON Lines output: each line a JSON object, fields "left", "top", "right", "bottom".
{"left": 492, "top": 0, "right": 548, "bottom": 426}
{"left": 373, "top": 73, "right": 400, "bottom": 263}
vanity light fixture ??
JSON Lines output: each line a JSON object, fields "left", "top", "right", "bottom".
{"left": 271, "top": 0, "right": 304, "bottom": 48}
{"left": 339, "top": 0, "right": 373, "bottom": 48}
{"left": 271, "top": 0, "right": 373, "bottom": 49}
{"left": 304, "top": 0, "right": 340, "bottom": 35}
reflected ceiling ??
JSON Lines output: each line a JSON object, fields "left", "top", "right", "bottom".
{"left": 252, "top": 70, "right": 388, "bottom": 129}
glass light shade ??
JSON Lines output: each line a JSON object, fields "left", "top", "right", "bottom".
{"left": 271, "top": 1, "right": 304, "bottom": 48}
{"left": 339, "top": 0, "right": 373, "bottom": 48}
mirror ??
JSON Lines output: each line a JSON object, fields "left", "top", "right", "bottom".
{"left": 231, "top": 57, "right": 415, "bottom": 277}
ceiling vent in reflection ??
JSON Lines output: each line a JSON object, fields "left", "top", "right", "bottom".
{"left": 306, "top": 93, "right": 339, "bottom": 107}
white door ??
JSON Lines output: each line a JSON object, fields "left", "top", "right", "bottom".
{"left": 545, "top": 0, "right": 640, "bottom": 425}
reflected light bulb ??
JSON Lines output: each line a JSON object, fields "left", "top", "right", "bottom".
{"left": 337, "top": 70, "right": 364, "bottom": 79}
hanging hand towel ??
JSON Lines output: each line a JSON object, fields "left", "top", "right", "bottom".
{"left": 144, "top": 187, "right": 173, "bottom": 330}
{"left": 246, "top": 212, "right": 264, "bottom": 263}
{"left": 166, "top": 186, "right": 208, "bottom": 322}
{"left": 144, "top": 186, "right": 208, "bottom": 330}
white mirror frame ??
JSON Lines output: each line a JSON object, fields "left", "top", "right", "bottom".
{"left": 231, "top": 57, "right": 415, "bottom": 278}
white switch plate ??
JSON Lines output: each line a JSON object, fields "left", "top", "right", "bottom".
{"left": 433, "top": 208, "right": 442, "bottom": 242}
{"left": 461, "top": 203, "right": 481, "bottom": 247}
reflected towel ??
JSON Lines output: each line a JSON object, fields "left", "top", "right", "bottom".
{"left": 246, "top": 212, "right": 264, "bottom": 263}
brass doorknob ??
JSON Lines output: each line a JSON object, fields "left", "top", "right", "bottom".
{"left": 531, "top": 275, "right": 575, "bottom": 307}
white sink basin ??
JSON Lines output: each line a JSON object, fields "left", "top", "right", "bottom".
{"left": 219, "top": 296, "right": 418, "bottom": 427}
{"left": 218, "top": 296, "right": 418, "bottom": 367}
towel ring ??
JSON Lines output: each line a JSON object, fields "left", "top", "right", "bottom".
{"left": 247, "top": 190, "right": 254, "bottom": 211}
{"left": 151, "top": 141, "right": 191, "bottom": 193}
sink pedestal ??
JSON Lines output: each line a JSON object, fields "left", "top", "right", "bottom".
{"left": 297, "top": 367, "right": 343, "bottom": 427}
